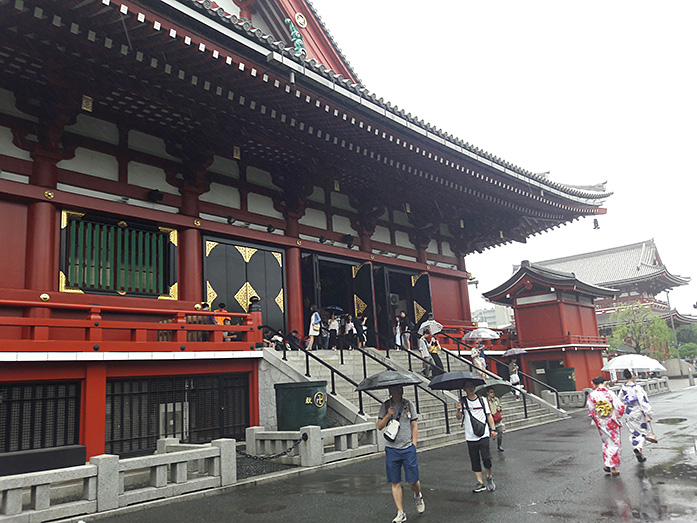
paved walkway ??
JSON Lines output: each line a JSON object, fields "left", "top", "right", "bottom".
{"left": 89, "top": 386, "right": 697, "bottom": 523}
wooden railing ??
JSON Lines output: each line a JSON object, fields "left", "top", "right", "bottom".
{"left": 0, "top": 299, "right": 263, "bottom": 352}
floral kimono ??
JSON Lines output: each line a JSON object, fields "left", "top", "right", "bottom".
{"left": 619, "top": 382, "right": 654, "bottom": 451}
{"left": 587, "top": 386, "right": 625, "bottom": 469}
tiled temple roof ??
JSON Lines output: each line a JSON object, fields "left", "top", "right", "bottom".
{"left": 184, "top": 0, "right": 611, "bottom": 203}
{"left": 528, "top": 240, "right": 690, "bottom": 289}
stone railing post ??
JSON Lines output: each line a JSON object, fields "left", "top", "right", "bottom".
{"left": 245, "top": 426, "right": 263, "bottom": 456}
{"left": 299, "top": 425, "right": 322, "bottom": 467}
{"left": 90, "top": 454, "right": 120, "bottom": 512}
{"left": 211, "top": 439, "right": 237, "bottom": 487}
{"left": 157, "top": 437, "right": 180, "bottom": 454}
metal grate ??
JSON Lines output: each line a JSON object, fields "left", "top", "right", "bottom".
{"left": 0, "top": 381, "right": 81, "bottom": 453}
{"left": 105, "top": 374, "right": 250, "bottom": 456}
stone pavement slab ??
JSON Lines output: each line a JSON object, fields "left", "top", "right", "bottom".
{"left": 86, "top": 387, "right": 697, "bottom": 523}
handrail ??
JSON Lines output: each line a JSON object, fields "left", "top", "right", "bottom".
{"left": 438, "top": 331, "right": 560, "bottom": 409}
{"left": 260, "top": 325, "right": 381, "bottom": 416}
{"left": 343, "top": 341, "right": 450, "bottom": 435}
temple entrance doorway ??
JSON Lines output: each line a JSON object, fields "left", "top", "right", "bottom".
{"left": 373, "top": 267, "right": 432, "bottom": 349}
{"left": 301, "top": 254, "right": 377, "bottom": 347}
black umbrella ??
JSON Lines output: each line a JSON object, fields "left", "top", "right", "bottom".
{"left": 323, "top": 305, "right": 344, "bottom": 314}
{"left": 356, "top": 370, "right": 423, "bottom": 391}
{"left": 475, "top": 379, "right": 514, "bottom": 398}
{"left": 428, "top": 371, "right": 486, "bottom": 390}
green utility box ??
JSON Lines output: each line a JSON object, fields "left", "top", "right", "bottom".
{"left": 546, "top": 368, "right": 577, "bottom": 392}
{"left": 274, "top": 381, "right": 327, "bottom": 431}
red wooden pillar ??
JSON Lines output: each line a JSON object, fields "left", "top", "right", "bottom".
{"left": 179, "top": 228, "right": 202, "bottom": 302}
{"left": 83, "top": 362, "right": 107, "bottom": 458}
{"left": 456, "top": 255, "right": 472, "bottom": 321}
{"left": 285, "top": 245, "right": 304, "bottom": 336}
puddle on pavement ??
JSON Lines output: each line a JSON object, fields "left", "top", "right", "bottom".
{"left": 656, "top": 417, "right": 687, "bottom": 424}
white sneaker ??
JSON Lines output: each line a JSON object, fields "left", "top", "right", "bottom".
{"left": 414, "top": 492, "right": 425, "bottom": 513}
{"left": 392, "top": 510, "right": 407, "bottom": 523}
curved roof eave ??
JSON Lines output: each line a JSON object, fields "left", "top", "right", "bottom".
{"left": 174, "top": 0, "right": 611, "bottom": 207}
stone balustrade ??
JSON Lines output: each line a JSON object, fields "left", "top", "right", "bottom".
{"left": 556, "top": 377, "right": 671, "bottom": 409}
{"left": 245, "top": 423, "right": 383, "bottom": 467}
{"left": 0, "top": 439, "right": 236, "bottom": 522}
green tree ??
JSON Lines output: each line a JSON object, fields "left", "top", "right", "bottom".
{"left": 669, "top": 342, "right": 697, "bottom": 359}
{"left": 676, "top": 324, "right": 697, "bottom": 345}
{"left": 609, "top": 302, "right": 673, "bottom": 355}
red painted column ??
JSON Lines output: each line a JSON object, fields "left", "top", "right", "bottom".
{"left": 25, "top": 149, "right": 60, "bottom": 292}
{"left": 83, "top": 362, "right": 107, "bottom": 458}
{"left": 178, "top": 227, "right": 202, "bottom": 302}
{"left": 285, "top": 245, "right": 304, "bottom": 336}
{"left": 457, "top": 255, "right": 472, "bottom": 321}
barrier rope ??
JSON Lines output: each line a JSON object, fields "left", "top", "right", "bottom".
{"left": 236, "top": 432, "right": 308, "bottom": 461}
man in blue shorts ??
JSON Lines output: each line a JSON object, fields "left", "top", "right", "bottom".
{"left": 377, "top": 385, "right": 425, "bottom": 523}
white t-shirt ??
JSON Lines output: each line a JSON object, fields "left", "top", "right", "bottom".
{"left": 462, "top": 395, "right": 491, "bottom": 441}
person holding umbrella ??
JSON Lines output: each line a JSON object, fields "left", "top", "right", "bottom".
{"left": 377, "top": 384, "right": 426, "bottom": 522}
{"left": 456, "top": 380, "right": 498, "bottom": 492}
{"left": 619, "top": 369, "right": 654, "bottom": 462}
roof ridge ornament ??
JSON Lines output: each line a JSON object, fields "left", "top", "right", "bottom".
{"left": 285, "top": 18, "right": 306, "bottom": 57}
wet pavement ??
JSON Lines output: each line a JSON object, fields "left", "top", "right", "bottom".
{"left": 91, "top": 386, "right": 697, "bottom": 523}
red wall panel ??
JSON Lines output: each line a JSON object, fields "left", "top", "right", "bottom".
{"left": 430, "top": 274, "right": 464, "bottom": 322}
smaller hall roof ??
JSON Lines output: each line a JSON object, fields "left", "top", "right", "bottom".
{"left": 526, "top": 239, "right": 690, "bottom": 292}
{"left": 484, "top": 260, "right": 618, "bottom": 306}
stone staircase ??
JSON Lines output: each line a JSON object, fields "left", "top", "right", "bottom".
{"left": 273, "top": 347, "right": 567, "bottom": 450}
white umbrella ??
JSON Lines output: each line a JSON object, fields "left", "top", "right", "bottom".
{"left": 418, "top": 319, "right": 443, "bottom": 335}
{"left": 601, "top": 354, "right": 666, "bottom": 372}
{"left": 463, "top": 328, "right": 500, "bottom": 341}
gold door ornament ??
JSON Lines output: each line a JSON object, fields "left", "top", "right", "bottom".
{"left": 413, "top": 302, "right": 426, "bottom": 323}
{"left": 236, "top": 246, "right": 258, "bottom": 263}
{"left": 275, "top": 288, "right": 285, "bottom": 313}
{"left": 234, "top": 281, "right": 259, "bottom": 312}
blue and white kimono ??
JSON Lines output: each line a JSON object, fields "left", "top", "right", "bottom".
{"left": 619, "top": 382, "right": 654, "bottom": 451}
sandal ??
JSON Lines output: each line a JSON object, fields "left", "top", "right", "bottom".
{"left": 603, "top": 466, "right": 611, "bottom": 473}
{"left": 611, "top": 468, "right": 620, "bottom": 476}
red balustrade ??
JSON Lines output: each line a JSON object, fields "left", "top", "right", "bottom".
{"left": 0, "top": 299, "right": 263, "bottom": 352}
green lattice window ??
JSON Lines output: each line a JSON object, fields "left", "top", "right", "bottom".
{"left": 61, "top": 213, "right": 176, "bottom": 297}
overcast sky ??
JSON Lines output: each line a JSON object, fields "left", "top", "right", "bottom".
{"left": 309, "top": 0, "right": 697, "bottom": 315}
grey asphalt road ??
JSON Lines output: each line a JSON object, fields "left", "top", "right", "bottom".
{"left": 89, "top": 386, "right": 697, "bottom": 523}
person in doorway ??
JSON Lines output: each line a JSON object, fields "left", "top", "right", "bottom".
{"left": 587, "top": 375, "right": 625, "bottom": 476}
{"left": 306, "top": 305, "right": 321, "bottom": 350}
{"left": 418, "top": 329, "right": 436, "bottom": 378}
{"left": 619, "top": 369, "right": 654, "bottom": 462}
{"left": 398, "top": 311, "right": 414, "bottom": 351}
{"left": 356, "top": 314, "right": 369, "bottom": 348}
{"left": 486, "top": 387, "right": 505, "bottom": 451}
{"left": 288, "top": 330, "right": 301, "bottom": 349}
{"left": 377, "top": 385, "right": 425, "bottom": 523}
{"left": 328, "top": 314, "right": 339, "bottom": 350}
{"left": 345, "top": 314, "right": 357, "bottom": 348}
{"left": 456, "top": 380, "right": 497, "bottom": 492}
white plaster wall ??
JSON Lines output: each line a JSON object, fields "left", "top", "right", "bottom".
{"left": 129, "top": 130, "right": 178, "bottom": 160}
{"left": 442, "top": 241, "right": 455, "bottom": 258}
{"left": 0, "top": 170, "right": 28, "bottom": 184}
{"left": 330, "top": 192, "right": 353, "bottom": 212}
{"left": 307, "top": 186, "right": 325, "bottom": 204}
{"left": 0, "top": 126, "right": 31, "bottom": 161}
{"left": 331, "top": 214, "right": 354, "bottom": 235}
{"left": 67, "top": 114, "right": 119, "bottom": 145}
{"left": 200, "top": 182, "right": 241, "bottom": 208}
{"left": 128, "top": 162, "right": 179, "bottom": 194}
{"left": 426, "top": 239, "right": 439, "bottom": 254}
{"left": 248, "top": 192, "right": 283, "bottom": 219}
{"left": 246, "top": 166, "right": 276, "bottom": 190}
{"left": 395, "top": 230, "right": 411, "bottom": 249}
{"left": 372, "top": 225, "right": 391, "bottom": 244}
{"left": 299, "top": 207, "right": 326, "bottom": 228}
{"left": 59, "top": 148, "right": 118, "bottom": 181}
{"left": 209, "top": 155, "right": 239, "bottom": 179}
{"left": 0, "top": 88, "right": 36, "bottom": 121}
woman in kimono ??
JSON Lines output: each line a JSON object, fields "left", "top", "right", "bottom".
{"left": 587, "top": 375, "right": 625, "bottom": 475}
{"left": 619, "top": 369, "right": 654, "bottom": 462}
